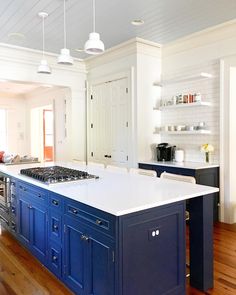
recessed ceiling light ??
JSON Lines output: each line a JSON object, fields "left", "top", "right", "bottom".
{"left": 74, "top": 48, "right": 85, "bottom": 52}
{"left": 131, "top": 19, "right": 144, "bottom": 26}
{"left": 8, "top": 32, "right": 25, "bottom": 39}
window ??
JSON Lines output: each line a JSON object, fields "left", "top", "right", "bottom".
{"left": 0, "top": 109, "right": 7, "bottom": 151}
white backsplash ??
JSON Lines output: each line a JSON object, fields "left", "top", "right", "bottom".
{"left": 158, "top": 61, "right": 220, "bottom": 163}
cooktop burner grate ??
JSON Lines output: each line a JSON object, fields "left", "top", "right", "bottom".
{"left": 20, "top": 166, "right": 99, "bottom": 184}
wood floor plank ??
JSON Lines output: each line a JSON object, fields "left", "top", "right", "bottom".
{"left": 1, "top": 223, "right": 236, "bottom": 294}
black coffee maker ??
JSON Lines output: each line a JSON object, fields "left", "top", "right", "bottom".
{"left": 156, "top": 143, "right": 176, "bottom": 162}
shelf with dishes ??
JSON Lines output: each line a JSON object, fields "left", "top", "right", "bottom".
{"left": 159, "top": 130, "right": 211, "bottom": 135}
{"left": 156, "top": 101, "right": 211, "bottom": 111}
{"left": 153, "top": 122, "right": 211, "bottom": 135}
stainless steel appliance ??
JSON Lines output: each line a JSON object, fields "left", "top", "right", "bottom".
{"left": 0, "top": 174, "right": 11, "bottom": 227}
{"left": 20, "top": 166, "right": 99, "bottom": 184}
{"left": 156, "top": 143, "right": 176, "bottom": 162}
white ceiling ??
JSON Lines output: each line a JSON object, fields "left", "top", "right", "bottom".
{"left": 1, "top": 0, "right": 236, "bottom": 58}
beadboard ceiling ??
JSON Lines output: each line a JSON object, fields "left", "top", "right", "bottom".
{"left": 1, "top": 0, "right": 236, "bottom": 58}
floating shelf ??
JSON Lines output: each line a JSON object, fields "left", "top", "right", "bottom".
{"left": 159, "top": 130, "right": 211, "bottom": 135}
{"left": 158, "top": 101, "right": 211, "bottom": 111}
{"left": 153, "top": 73, "right": 214, "bottom": 87}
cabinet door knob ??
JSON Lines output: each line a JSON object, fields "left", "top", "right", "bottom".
{"left": 28, "top": 205, "right": 33, "bottom": 209}
{"left": 96, "top": 219, "right": 102, "bottom": 225}
{"left": 53, "top": 225, "right": 58, "bottom": 230}
{"left": 72, "top": 208, "right": 78, "bottom": 215}
{"left": 104, "top": 155, "right": 108, "bottom": 158}
{"left": 52, "top": 255, "right": 58, "bottom": 262}
{"left": 81, "top": 234, "right": 89, "bottom": 242}
{"left": 52, "top": 200, "right": 59, "bottom": 206}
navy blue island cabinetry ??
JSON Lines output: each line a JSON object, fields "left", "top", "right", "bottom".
{"left": 0, "top": 176, "right": 188, "bottom": 295}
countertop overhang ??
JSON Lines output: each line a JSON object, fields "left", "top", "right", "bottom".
{"left": 139, "top": 160, "right": 219, "bottom": 170}
{"left": 0, "top": 162, "right": 219, "bottom": 216}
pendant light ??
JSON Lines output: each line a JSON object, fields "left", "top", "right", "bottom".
{"left": 37, "top": 12, "right": 51, "bottom": 74}
{"left": 84, "top": 0, "right": 105, "bottom": 55}
{"left": 58, "top": 0, "right": 74, "bottom": 65}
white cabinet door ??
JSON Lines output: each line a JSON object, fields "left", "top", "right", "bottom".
{"left": 89, "top": 77, "right": 129, "bottom": 167}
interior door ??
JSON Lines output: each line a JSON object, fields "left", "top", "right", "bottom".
{"left": 43, "top": 110, "right": 54, "bottom": 162}
{"left": 110, "top": 78, "right": 129, "bottom": 166}
{"left": 89, "top": 77, "right": 129, "bottom": 167}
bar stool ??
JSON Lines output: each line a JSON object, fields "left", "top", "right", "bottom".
{"left": 129, "top": 168, "right": 157, "bottom": 177}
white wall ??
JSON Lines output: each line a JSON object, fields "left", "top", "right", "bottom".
{"left": 161, "top": 20, "right": 236, "bottom": 222}
{"left": 25, "top": 87, "right": 71, "bottom": 161}
{"left": 0, "top": 93, "right": 28, "bottom": 155}
{"left": 0, "top": 43, "right": 87, "bottom": 162}
{"left": 137, "top": 51, "right": 162, "bottom": 161}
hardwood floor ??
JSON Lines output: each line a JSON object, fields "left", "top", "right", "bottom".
{"left": 0, "top": 223, "right": 236, "bottom": 294}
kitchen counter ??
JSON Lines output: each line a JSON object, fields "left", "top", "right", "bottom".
{"left": 0, "top": 162, "right": 219, "bottom": 216}
{"left": 139, "top": 160, "right": 219, "bottom": 170}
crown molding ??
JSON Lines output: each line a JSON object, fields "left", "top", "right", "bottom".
{"left": 163, "top": 19, "right": 236, "bottom": 57}
{"left": 0, "top": 42, "right": 86, "bottom": 73}
{"left": 85, "top": 38, "right": 161, "bottom": 70}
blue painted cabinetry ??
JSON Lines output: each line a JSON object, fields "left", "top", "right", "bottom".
{"left": 3, "top": 178, "right": 186, "bottom": 295}
{"left": 17, "top": 182, "right": 48, "bottom": 264}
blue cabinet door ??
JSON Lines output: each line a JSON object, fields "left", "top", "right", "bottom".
{"left": 30, "top": 202, "right": 48, "bottom": 263}
{"left": 64, "top": 216, "right": 87, "bottom": 295}
{"left": 86, "top": 228, "right": 115, "bottom": 295}
{"left": 18, "top": 196, "right": 31, "bottom": 247}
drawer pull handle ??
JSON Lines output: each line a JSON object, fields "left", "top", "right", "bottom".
{"left": 71, "top": 208, "right": 78, "bottom": 215}
{"left": 96, "top": 219, "right": 102, "bottom": 225}
{"left": 81, "top": 234, "right": 89, "bottom": 242}
{"left": 52, "top": 255, "right": 58, "bottom": 262}
{"left": 28, "top": 205, "right": 33, "bottom": 209}
{"left": 53, "top": 225, "right": 58, "bottom": 230}
{"left": 52, "top": 200, "right": 59, "bottom": 206}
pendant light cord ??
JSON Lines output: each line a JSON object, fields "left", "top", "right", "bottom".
{"left": 93, "top": 0, "right": 96, "bottom": 32}
{"left": 42, "top": 16, "right": 45, "bottom": 58}
{"left": 64, "top": 0, "right": 67, "bottom": 48}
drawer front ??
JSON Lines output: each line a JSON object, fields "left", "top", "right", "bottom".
{"left": 48, "top": 242, "right": 62, "bottom": 278}
{"left": 64, "top": 199, "right": 115, "bottom": 237}
{"left": 49, "top": 194, "right": 63, "bottom": 212}
{"left": 18, "top": 182, "right": 48, "bottom": 205}
{"left": 49, "top": 211, "right": 62, "bottom": 243}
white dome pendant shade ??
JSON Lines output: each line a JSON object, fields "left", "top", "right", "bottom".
{"left": 38, "top": 59, "right": 51, "bottom": 74}
{"left": 37, "top": 12, "right": 51, "bottom": 74}
{"left": 58, "top": 0, "right": 73, "bottom": 65}
{"left": 84, "top": 32, "right": 104, "bottom": 55}
{"left": 84, "top": 0, "right": 105, "bottom": 55}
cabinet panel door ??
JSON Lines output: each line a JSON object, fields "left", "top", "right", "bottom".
{"left": 31, "top": 203, "right": 48, "bottom": 263}
{"left": 18, "top": 197, "right": 31, "bottom": 247}
{"left": 122, "top": 203, "right": 186, "bottom": 295}
{"left": 87, "top": 230, "right": 115, "bottom": 295}
{"left": 64, "top": 216, "right": 86, "bottom": 295}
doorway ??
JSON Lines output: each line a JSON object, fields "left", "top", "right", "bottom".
{"left": 31, "top": 105, "right": 54, "bottom": 162}
{"left": 43, "top": 109, "right": 54, "bottom": 162}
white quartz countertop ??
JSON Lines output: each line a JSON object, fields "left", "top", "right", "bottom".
{"left": 139, "top": 160, "right": 219, "bottom": 170}
{"left": 0, "top": 162, "right": 219, "bottom": 216}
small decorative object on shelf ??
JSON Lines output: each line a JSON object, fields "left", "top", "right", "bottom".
{"left": 201, "top": 144, "right": 214, "bottom": 163}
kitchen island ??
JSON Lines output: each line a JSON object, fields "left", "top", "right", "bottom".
{"left": 0, "top": 163, "right": 219, "bottom": 295}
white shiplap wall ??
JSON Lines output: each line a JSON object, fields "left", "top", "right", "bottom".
{"left": 159, "top": 61, "right": 220, "bottom": 163}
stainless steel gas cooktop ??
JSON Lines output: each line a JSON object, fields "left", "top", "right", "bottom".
{"left": 20, "top": 166, "right": 99, "bottom": 184}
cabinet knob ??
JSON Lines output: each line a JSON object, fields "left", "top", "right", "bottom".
{"left": 52, "top": 200, "right": 59, "bottom": 206}
{"left": 28, "top": 205, "right": 33, "bottom": 209}
{"left": 81, "top": 234, "right": 89, "bottom": 242}
{"left": 52, "top": 255, "right": 58, "bottom": 262}
{"left": 107, "top": 155, "right": 112, "bottom": 159}
{"left": 53, "top": 225, "right": 58, "bottom": 230}
{"left": 72, "top": 208, "right": 78, "bottom": 215}
{"left": 96, "top": 219, "right": 102, "bottom": 226}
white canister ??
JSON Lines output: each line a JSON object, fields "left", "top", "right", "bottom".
{"left": 175, "top": 150, "right": 184, "bottom": 162}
